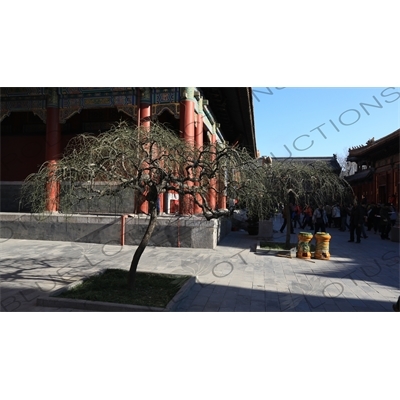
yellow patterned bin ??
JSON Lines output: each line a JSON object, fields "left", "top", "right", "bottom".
{"left": 314, "top": 232, "right": 331, "bottom": 260}
{"left": 297, "top": 232, "right": 313, "bottom": 259}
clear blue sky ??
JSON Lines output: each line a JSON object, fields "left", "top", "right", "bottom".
{"left": 253, "top": 87, "right": 400, "bottom": 159}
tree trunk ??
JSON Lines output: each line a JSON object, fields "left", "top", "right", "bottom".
{"left": 285, "top": 202, "right": 291, "bottom": 248}
{"left": 128, "top": 192, "right": 158, "bottom": 290}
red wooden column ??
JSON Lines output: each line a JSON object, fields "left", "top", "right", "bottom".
{"left": 136, "top": 88, "right": 151, "bottom": 214}
{"left": 217, "top": 128, "right": 227, "bottom": 210}
{"left": 208, "top": 132, "right": 217, "bottom": 211}
{"left": 140, "top": 91, "right": 151, "bottom": 130}
{"left": 217, "top": 182, "right": 227, "bottom": 209}
{"left": 179, "top": 87, "right": 195, "bottom": 215}
{"left": 45, "top": 88, "right": 61, "bottom": 212}
{"left": 194, "top": 99, "right": 204, "bottom": 214}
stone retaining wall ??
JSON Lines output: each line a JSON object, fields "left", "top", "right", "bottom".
{"left": 0, "top": 212, "right": 231, "bottom": 249}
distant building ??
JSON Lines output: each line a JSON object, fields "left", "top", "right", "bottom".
{"left": 346, "top": 128, "right": 400, "bottom": 208}
{"left": 259, "top": 155, "right": 342, "bottom": 175}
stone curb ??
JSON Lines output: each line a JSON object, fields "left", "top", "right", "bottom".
{"left": 36, "top": 273, "right": 196, "bottom": 312}
{"left": 165, "top": 276, "right": 197, "bottom": 311}
{"left": 48, "top": 269, "right": 106, "bottom": 298}
{"left": 255, "top": 245, "right": 274, "bottom": 255}
{"left": 36, "top": 296, "right": 165, "bottom": 312}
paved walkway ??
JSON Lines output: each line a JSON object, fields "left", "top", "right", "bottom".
{"left": 1, "top": 215, "right": 399, "bottom": 311}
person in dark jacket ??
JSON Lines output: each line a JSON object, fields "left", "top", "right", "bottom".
{"left": 372, "top": 203, "right": 381, "bottom": 234}
{"left": 280, "top": 203, "right": 295, "bottom": 234}
{"left": 360, "top": 203, "right": 368, "bottom": 239}
{"left": 366, "top": 203, "right": 375, "bottom": 231}
{"left": 325, "top": 203, "right": 332, "bottom": 228}
{"left": 313, "top": 204, "right": 328, "bottom": 234}
{"left": 348, "top": 202, "right": 365, "bottom": 243}
{"left": 340, "top": 203, "right": 349, "bottom": 231}
{"left": 379, "top": 203, "right": 392, "bottom": 240}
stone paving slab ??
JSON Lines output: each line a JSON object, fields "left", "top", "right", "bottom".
{"left": 1, "top": 215, "right": 399, "bottom": 312}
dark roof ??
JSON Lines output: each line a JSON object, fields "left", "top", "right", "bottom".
{"left": 345, "top": 168, "right": 374, "bottom": 183}
{"left": 347, "top": 128, "right": 400, "bottom": 160}
{"left": 262, "top": 156, "right": 342, "bottom": 174}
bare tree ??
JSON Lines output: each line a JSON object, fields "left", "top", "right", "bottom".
{"left": 242, "top": 160, "right": 354, "bottom": 247}
{"left": 335, "top": 147, "right": 358, "bottom": 178}
{"left": 21, "top": 121, "right": 265, "bottom": 289}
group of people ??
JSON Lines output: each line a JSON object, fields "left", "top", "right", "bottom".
{"left": 278, "top": 200, "right": 398, "bottom": 243}
{"left": 347, "top": 201, "right": 397, "bottom": 243}
{"left": 279, "top": 203, "right": 330, "bottom": 235}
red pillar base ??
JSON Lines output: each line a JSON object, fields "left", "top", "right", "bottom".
{"left": 218, "top": 195, "right": 227, "bottom": 210}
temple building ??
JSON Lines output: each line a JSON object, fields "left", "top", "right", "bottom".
{"left": 1, "top": 87, "right": 256, "bottom": 213}
{"left": 346, "top": 128, "right": 399, "bottom": 208}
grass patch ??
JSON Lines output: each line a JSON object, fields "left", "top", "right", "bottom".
{"left": 260, "top": 241, "right": 297, "bottom": 250}
{"left": 57, "top": 269, "right": 191, "bottom": 308}
{"left": 260, "top": 241, "right": 316, "bottom": 251}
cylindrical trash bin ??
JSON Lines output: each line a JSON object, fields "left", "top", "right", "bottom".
{"left": 314, "top": 232, "right": 331, "bottom": 260}
{"left": 297, "top": 232, "right": 313, "bottom": 259}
